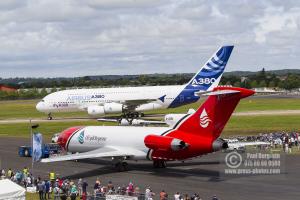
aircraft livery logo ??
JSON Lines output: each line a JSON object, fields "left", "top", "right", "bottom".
{"left": 200, "top": 109, "right": 211, "bottom": 128}
{"left": 78, "top": 130, "right": 85, "bottom": 144}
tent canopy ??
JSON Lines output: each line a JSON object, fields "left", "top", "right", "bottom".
{"left": 0, "top": 179, "right": 25, "bottom": 200}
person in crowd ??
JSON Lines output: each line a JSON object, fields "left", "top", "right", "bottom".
{"left": 23, "top": 167, "right": 29, "bottom": 177}
{"left": 60, "top": 184, "right": 68, "bottom": 200}
{"left": 95, "top": 187, "right": 103, "bottom": 198}
{"left": 145, "top": 187, "right": 155, "bottom": 200}
{"left": 191, "top": 193, "right": 201, "bottom": 200}
{"left": 94, "top": 179, "right": 101, "bottom": 195}
{"left": 107, "top": 180, "right": 114, "bottom": 193}
{"left": 7, "top": 168, "right": 12, "bottom": 179}
{"left": 1, "top": 169, "right": 6, "bottom": 179}
{"left": 183, "top": 194, "right": 190, "bottom": 200}
{"left": 134, "top": 186, "right": 140, "bottom": 196}
{"left": 127, "top": 181, "right": 134, "bottom": 196}
{"left": 82, "top": 180, "right": 88, "bottom": 200}
{"left": 53, "top": 184, "right": 60, "bottom": 200}
{"left": 26, "top": 175, "right": 32, "bottom": 188}
{"left": 78, "top": 178, "right": 83, "bottom": 197}
{"left": 160, "top": 190, "right": 167, "bottom": 200}
{"left": 174, "top": 192, "right": 181, "bottom": 200}
{"left": 70, "top": 184, "right": 78, "bottom": 200}
{"left": 49, "top": 171, "right": 56, "bottom": 187}
{"left": 37, "top": 180, "right": 45, "bottom": 200}
{"left": 45, "top": 179, "right": 51, "bottom": 199}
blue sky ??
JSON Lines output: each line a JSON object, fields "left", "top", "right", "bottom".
{"left": 0, "top": 0, "right": 299, "bottom": 78}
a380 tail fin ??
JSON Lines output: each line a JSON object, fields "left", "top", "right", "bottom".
{"left": 175, "top": 87, "right": 254, "bottom": 140}
{"left": 185, "top": 46, "right": 234, "bottom": 90}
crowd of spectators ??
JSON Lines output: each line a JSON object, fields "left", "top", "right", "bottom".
{"left": 0, "top": 167, "right": 220, "bottom": 200}
{"left": 232, "top": 131, "right": 300, "bottom": 153}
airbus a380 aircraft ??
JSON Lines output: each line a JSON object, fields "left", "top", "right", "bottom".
{"left": 36, "top": 46, "right": 233, "bottom": 119}
{"left": 41, "top": 86, "right": 255, "bottom": 170}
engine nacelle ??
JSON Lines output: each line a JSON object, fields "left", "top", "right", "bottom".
{"left": 164, "top": 109, "right": 195, "bottom": 127}
{"left": 120, "top": 118, "right": 130, "bottom": 126}
{"left": 87, "top": 105, "right": 105, "bottom": 116}
{"left": 104, "top": 102, "right": 123, "bottom": 114}
{"left": 164, "top": 114, "right": 187, "bottom": 127}
{"left": 135, "top": 103, "right": 163, "bottom": 111}
{"left": 144, "top": 135, "right": 188, "bottom": 151}
{"left": 212, "top": 138, "right": 228, "bottom": 152}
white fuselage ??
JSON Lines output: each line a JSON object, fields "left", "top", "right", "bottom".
{"left": 67, "top": 126, "right": 169, "bottom": 160}
{"left": 36, "top": 85, "right": 194, "bottom": 114}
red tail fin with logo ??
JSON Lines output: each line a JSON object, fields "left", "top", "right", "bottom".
{"left": 175, "top": 87, "right": 254, "bottom": 140}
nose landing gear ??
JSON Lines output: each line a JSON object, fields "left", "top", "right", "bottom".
{"left": 47, "top": 113, "right": 53, "bottom": 120}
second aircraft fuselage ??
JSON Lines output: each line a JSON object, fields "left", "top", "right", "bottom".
{"left": 36, "top": 85, "right": 201, "bottom": 114}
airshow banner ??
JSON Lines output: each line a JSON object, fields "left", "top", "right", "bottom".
{"left": 32, "top": 133, "right": 43, "bottom": 162}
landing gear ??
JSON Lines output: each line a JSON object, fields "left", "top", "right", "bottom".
{"left": 47, "top": 113, "right": 53, "bottom": 120}
{"left": 122, "top": 112, "right": 144, "bottom": 119}
{"left": 153, "top": 160, "right": 167, "bottom": 168}
{"left": 114, "top": 161, "right": 129, "bottom": 172}
{"left": 119, "top": 112, "right": 145, "bottom": 125}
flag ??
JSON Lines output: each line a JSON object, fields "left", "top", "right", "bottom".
{"left": 32, "top": 133, "right": 43, "bottom": 162}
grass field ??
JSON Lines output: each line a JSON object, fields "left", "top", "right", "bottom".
{"left": 0, "top": 114, "right": 299, "bottom": 139}
{"left": 0, "top": 121, "right": 112, "bottom": 139}
{"left": 0, "top": 97, "right": 300, "bottom": 119}
{"left": 0, "top": 100, "right": 86, "bottom": 119}
{"left": 0, "top": 97, "right": 299, "bottom": 138}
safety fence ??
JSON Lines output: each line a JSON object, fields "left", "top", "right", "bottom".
{"left": 25, "top": 193, "right": 146, "bottom": 200}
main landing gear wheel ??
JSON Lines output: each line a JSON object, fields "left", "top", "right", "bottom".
{"left": 123, "top": 112, "right": 142, "bottom": 119}
{"left": 47, "top": 113, "right": 53, "bottom": 120}
{"left": 115, "top": 162, "right": 129, "bottom": 172}
{"left": 153, "top": 160, "right": 166, "bottom": 168}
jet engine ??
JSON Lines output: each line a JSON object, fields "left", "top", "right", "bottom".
{"left": 164, "top": 109, "right": 195, "bottom": 127}
{"left": 212, "top": 138, "right": 228, "bottom": 152}
{"left": 144, "top": 135, "right": 188, "bottom": 151}
{"left": 87, "top": 105, "right": 105, "bottom": 116}
{"left": 136, "top": 103, "right": 163, "bottom": 111}
{"left": 88, "top": 103, "right": 123, "bottom": 116}
{"left": 103, "top": 102, "right": 123, "bottom": 114}
{"left": 164, "top": 114, "right": 187, "bottom": 127}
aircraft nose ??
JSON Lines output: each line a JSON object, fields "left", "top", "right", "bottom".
{"left": 36, "top": 101, "right": 45, "bottom": 111}
{"left": 57, "top": 126, "right": 84, "bottom": 150}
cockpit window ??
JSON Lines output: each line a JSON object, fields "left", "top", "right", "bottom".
{"left": 41, "top": 99, "right": 45, "bottom": 102}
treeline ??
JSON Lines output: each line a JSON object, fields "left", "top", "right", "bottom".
{"left": 0, "top": 88, "right": 54, "bottom": 100}
{"left": 0, "top": 69, "right": 300, "bottom": 100}
{"left": 221, "top": 68, "right": 300, "bottom": 90}
{"left": 1, "top": 74, "right": 190, "bottom": 89}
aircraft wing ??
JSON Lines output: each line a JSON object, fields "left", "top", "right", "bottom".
{"left": 97, "top": 118, "right": 167, "bottom": 126}
{"left": 40, "top": 146, "right": 146, "bottom": 163}
{"left": 120, "top": 99, "right": 158, "bottom": 110}
{"left": 237, "top": 141, "right": 270, "bottom": 146}
{"left": 79, "top": 98, "right": 159, "bottom": 111}
{"left": 228, "top": 141, "right": 270, "bottom": 148}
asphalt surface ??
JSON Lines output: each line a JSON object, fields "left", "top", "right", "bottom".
{"left": 0, "top": 137, "right": 299, "bottom": 199}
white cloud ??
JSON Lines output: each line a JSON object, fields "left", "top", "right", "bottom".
{"left": 254, "top": 6, "right": 300, "bottom": 43}
{"left": 0, "top": 0, "right": 299, "bottom": 78}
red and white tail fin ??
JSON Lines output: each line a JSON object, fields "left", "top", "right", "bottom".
{"left": 175, "top": 87, "right": 255, "bottom": 140}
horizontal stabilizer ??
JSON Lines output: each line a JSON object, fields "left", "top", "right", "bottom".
{"left": 41, "top": 146, "right": 146, "bottom": 163}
